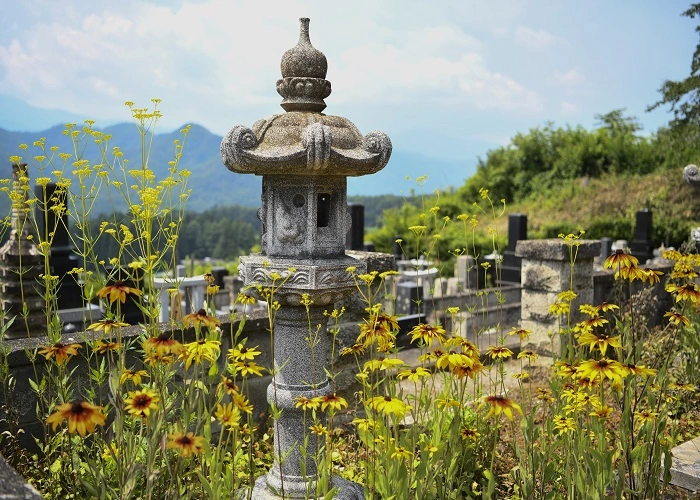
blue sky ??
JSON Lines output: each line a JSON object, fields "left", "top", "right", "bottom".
{"left": 0, "top": 1, "right": 697, "bottom": 176}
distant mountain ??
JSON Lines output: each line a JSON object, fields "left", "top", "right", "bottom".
{"left": 0, "top": 122, "right": 467, "bottom": 213}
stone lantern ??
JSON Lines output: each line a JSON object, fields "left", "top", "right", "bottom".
{"left": 221, "top": 18, "right": 391, "bottom": 499}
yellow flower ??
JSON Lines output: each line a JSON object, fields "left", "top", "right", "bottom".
{"left": 409, "top": 323, "right": 447, "bottom": 345}
{"left": 219, "top": 376, "right": 239, "bottom": 396}
{"left": 236, "top": 294, "right": 257, "bottom": 305}
{"left": 124, "top": 389, "right": 159, "bottom": 417}
{"left": 482, "top": 395, "right": 523, "bottom": 421}
{"left": 368, "top": 395, "right": 410, "bottom": 418}
{"left": 357, "top": 314, "right": 398, "bottom": 351}
{"left": 664, "top": 311, "right": 690, "bottom": 327}
{"left": 46, "top": 401, "right": 106, "bottom": 437}
{"left": 436, "top": 397, "right": 461, "bottom": 409}
{"left": 625, "top": 363, "right": 656, "bottom": 377}
{"left": 233, "top": 392, "right": 253, "bottom": 414}
{"left": 577, "top": 331, "right": 622, "bottom": 356}
{"left": 215, "top": 402, "right": 241, "bottom": 429}
{"left": 166, "top": 432, "right": 205, "bottom": 457}
{"left": 363, "top": 357, "right": 405, "bottom": 372}
{"left": 555, "top": 361, "right": 578, "bottom": 378}
{"left": 340, "top": 343, "right": 366, "bottom": 356}
{"left": 352, "top": 418, "right": 376, "bottom": 432}
{"left": 120, "top": 369, "right": 149, "bottom": 385}
{"left": 558, "top": 290, "right": 578, "bottom": 302}
{"left": 590, "top": 402, "right": 614, "bottom": 419}
{"left": 486, "top": 345, "right": 513, "bottom": 360}
{"left": 577, "top": 358, "right": 628, "bottom": 385}
{"left": 397, "top": 367, "right": 431, "bottom": 382}
{"left": 604, "top": 249, "right": 639, "bottom": 270}
{"left": 315, "top": 393, "right": 348, "bottom": 412}
{"left": 517, "top": 350, "right": 538, "bottom": 362}
{"left": 228, "top": 343, "right": 261, "bottom": 362}
{"left": 39, "top": 343, "right": 82, "bottom": 366}
{"left": 182, "top": 308, "right": 221, "bottom": 329}
{"left": 451, "top": 360, "right": 484, "bottom": 379}
{"left": 233, "top": 360, "right": 265, "bottom": 377}
{"left": 549, "top": 302, "right": 570, "bottom": 316}
{"left": 460, "top": 427, "right": 480, "bottom": 440}
{"left": 596, "top": 302, "right": 619, "bottom": 313}
{"left": 634, "top": 409, "right": 658, "bottom": 424}
{"left": 294, "top": 396, "right": 320, "bottom": 411}
{"left": 665, "top": 283, "right": 700, "bottom": 303}
{"left": 391, "top": 446, "right": 413, "bottom": 460}
{"left": 309, "top": 424, "right": 329, "bottom": 436}
{"left": 92, "top": 340, "right": 122, "bottom": 354}
{"left": 436, "top": 351, "right": 477, "bottom": 370}
{"left": 579, "top": 304, "right": 599, "bottom": 317}
{"left": 616, "top": 265, "right": 645, "bottom": 282}
{"left": 552, "top": 415, "right": 576, "bottom": 434}
{"left": 508, "top": 327, "right": 532, "bottom": 340}
{"left": 96, "top": 280, "right": 142, "bottom": 304}
{"left": 182, "top": 339, "right": 221, "bottom": 369}
{"left": 87, "top": 318, "right": 129, "bottom": 334}
{"left": 641, "top": 268, "right": 663, "bottom": 284}
{"left": 143, "top": 333, "right": 184, "bottom": 356}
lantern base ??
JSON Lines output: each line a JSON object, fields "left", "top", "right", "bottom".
{"left": 246, "top": 474, "right": 364, "bottom": 499}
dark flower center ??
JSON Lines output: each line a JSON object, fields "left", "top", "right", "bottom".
{"left": 70, "top": 402, "right": 86, "bottom": 415}
{"left": 384, "top": 396, "right": 392, "bottom": 402}
{"left": 134, "top": 395, "right": 149, "bottom": 406}
{"left": 178, "top": 436, "right": 192, "bottom": 446}
{"left": 197, "top": 308, "right": 206, "bottom": 316}
{"left": 157, "top": 332, "right": 171, "bottom": 341}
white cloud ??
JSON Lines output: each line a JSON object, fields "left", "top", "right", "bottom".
{"left": 560, "top": 101, "right": 578, "bottom": 115}
{"left": 553, "top": 69, "right": 585, "bottom": 87}
{"left": 514, "top": 26, "right": 556, "bottom": 49}
{"left": 0, "top": 0, "right": 543, "bottom": 130}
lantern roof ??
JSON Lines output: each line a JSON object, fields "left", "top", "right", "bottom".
{"left": 221, "top": 18, "right": 391, "bottom": 177}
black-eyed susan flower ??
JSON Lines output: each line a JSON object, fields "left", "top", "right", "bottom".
{"left": 124, "top": 389, "right": 159, "bottom": 417}
{"left": 596, "top": 302, "right": 619, "bottom": 313}
{"left": 233, "top": 360, "right": 265, "bottom": 377}
{"left": 39, "top": 343, "right": 82, "bottom": 365}
{"left": 340, "top": 343, "right": 366, "bottom": 356}
{"left": 219, "top": 376, "right": 239, "bottom": 396}
{"left": 436, "top": 351, "right": 476, "bottom": 371}
{"left": 549, "top": 302, "right": 570, "bottom": 316}
{"left": 409, "top": 323, "right": 447, "bottom": 345}
{"left": 143, "top": 332, "right": 184, "bottom": 356}
{"left": 236, "top": 294, "right": 257, "bottom": 305}
{"left": 634, "top": 409, "right": 659, "bottom": 424}
{"left": 182, "top": 308, "right": 221, "bottom": 329}
{"left": 508, "top": 327, "right": 532, "bottom": 340}
{"left": 120, "top": 368, "right": 149, "bottom": 385}
{"left": 577, "top": 358, "right": 628, "bottom": 385}
{"left": 482, "top": 395, "right": 523, "bottom": 421}
{"left": 182, "top": 339, "right": 220, "bottom": 369}
{"left": 436, "top": 397, "right": 461, "bottom": 409}
{"left": 664, "top": 311, "right": 690, "bottom": 327}
{"left": 452, "top": 360, "right": 484, "bottom": 379}
{"left": 316, "top": 393, "right": 348, "bottom": 412}
{"left": 574, "top": 316, "right": 609, "bottom": 334}
{"left": 616, "top": 265, "right": 645, "bottom": 282}
{"left": 641, "top": 268, "right": 664, "bottom": 284}
{"left": 536, "top": 388, "right": 555, "bottom": 403}
{"left": 665, "top": 283, "right": 700, "bottom": 303}
{"left": 625, "top": 363, "right": 656, "bottom": 377}
{"left": 309, "top": 424, "right": 329, "bottom": 436}
{"left": 555, "top": 361, "right": 578, "bottom": 378}
{"left": 518, "top": 350, "right": 538, "bottom": 362}
{"left": 486, "top": 345, "right": 513, "bottom": 360}
{"left": 552, "top": 415, "right": 576, "bottom": 434}
{"left": 352, "top": 418, "right": 376, "bottom": 432}
{"left": 166, "top": 432, "right": 205, "bottom": 457}
{"left": 577, "top": 331, "right": 621, "bottom": 356}
{"left": 512, "top": 372, "right": 530, "bottom": 380}
{"left": 46, "top": 401, "right": 106, "bottom": 437}
{"left": 391, "top": 446, "right": 412, "bottom": 460}
{"left": 92, "top": 340, "right": 122, "bottom": 354}
{"left": 558, "top": 290, "right": 578, "bottom": 302}
{"left": 590, "top": 402, "right": 614, "bottom": 419}
{"left": 579, "top": 304, "right": 599, "bottom": 317}
{"left": 357, "top": 314, "right": 398, "bottom": 351}
{"left": 227, "top": 343, "right": 261, "bottom": 362}
{"left": 87, "top": 318, "right": 129, "bottom": 334}
{"left": 444, "top": 336, "right": 481, "bottom": 358}
{"left": 460, "top": 427, "right": 480, "bottom": 441}
{"left": 294, "top": 396, "right": 320, "bottom": 411}
{"left": 368, "top": 395, "right": 410, "bottom": 418}
{"left": 233, "top": 392, "right": 253, "bottom": 414}
{"left": 215, "top": 402, "right": 241, "bottom": 429}
{"left": 363, "top": 357, "right": 405, "bottom": 372}
{"left": 604, "top": 249, "right": 639, "bottom": 270}
{"left": 96, "top": 280, "right": 143, "bottom": 304}
{"left": 397, "top": 367, "right": 431, "bottom": 382}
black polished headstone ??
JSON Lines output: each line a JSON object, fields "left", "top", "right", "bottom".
{"left": 630, "top": 209, "right": 654, "bottom": 264}
{"left": 345, "top": 204, "right": 365, "bottom": 251}
{"left": 501, "top": 213, "right": 527, "bottom": 284}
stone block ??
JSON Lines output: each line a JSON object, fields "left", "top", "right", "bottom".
{"left": 516, "top": 239, "right": 601, "bottom": 261}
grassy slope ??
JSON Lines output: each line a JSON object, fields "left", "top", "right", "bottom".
{"left": 496, "top": 170, "right": 700, "bottom": 246}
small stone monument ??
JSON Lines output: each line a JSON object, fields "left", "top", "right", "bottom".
{"left": 221, "top": 18, "right": 391, "bottom": 499}
{"left": 684, "top": 164, "right": 700, "bottom": 252}
{"left": 0, "top": 164, "right": 46, "bottom": 338}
